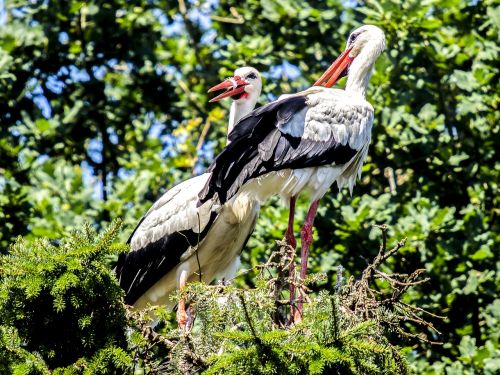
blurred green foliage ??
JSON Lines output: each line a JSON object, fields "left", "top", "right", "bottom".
{"left": 0, "top": 0, "right": 499, "bottom": 373}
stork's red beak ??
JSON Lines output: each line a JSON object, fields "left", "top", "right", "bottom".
{"left": 208, "top": 76, "right": 249, "bottom": 102}
{"left": 313, "top": 48, "right": 353, "bottom": 87}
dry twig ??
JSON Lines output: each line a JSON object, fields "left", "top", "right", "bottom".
{"left": 210, "top": 7, "right": 244, "bottom": 24}
{"left": 342, "top": 225, "right": 444, "bottom": 344}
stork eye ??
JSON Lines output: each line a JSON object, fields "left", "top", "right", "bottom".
{"left": 246, "top": 72, "right": 257, "bottom": 80}
{"left": 349, "top": 32, "right": 360, "bottom": 44}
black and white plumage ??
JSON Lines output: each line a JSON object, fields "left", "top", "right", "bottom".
{"left": 198, "top": 25, "right": 385, "bottom": 319}
{"left": 198, "top": 89, "right": 373, "bottom": 206}
{"left": 199, "top": 25, "right": 385, "bottom": 207}
{"left": 115, "top": 67, "right": 262, "bottom": 312}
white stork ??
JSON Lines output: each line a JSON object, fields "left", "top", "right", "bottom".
{"left": 198, "top": 25, "right": 386, "bottom": 317}
{"left": 115, "top": 67, "right": 262, "bottom": 327}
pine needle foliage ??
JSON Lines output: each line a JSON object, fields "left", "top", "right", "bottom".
{"left": 0, "top": 221, "right": 432, "bottom": 374}
{"left": 0, "top": 220, "right": 130, "bottom": 373}
{"left": 128, "top": 228, "right": 428, "bottom": 375}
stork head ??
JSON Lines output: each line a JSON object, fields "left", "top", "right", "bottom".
{"left": 208, "top": 67, "right": 262, "bottom": 104}
{"left": 314, "top": 25, "right": 385, "bottom": 88}
{"left": 345, "top": 25, "right": 385, "bottom": 59}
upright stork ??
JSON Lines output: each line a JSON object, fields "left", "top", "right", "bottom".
{"left": 198, "top": 25, "right": 386, "bottom": 317}
{"left": 115, "top": 67, "right": 262, "bottom": 327}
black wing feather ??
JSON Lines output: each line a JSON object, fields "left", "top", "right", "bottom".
{"left": 227, "top": 96, "right": 306, "bottom": 142}
{"left": 199, "top": 94, "right": 358, "bottom": 205}
{"left": 115, "top": 211, "right": 218, "bottom": 305}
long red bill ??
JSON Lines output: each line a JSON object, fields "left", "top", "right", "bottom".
{"left": 208, "top": 76, "right": 248, "bottom": 102}
{"left": 313, "top": 48, "right": 353, "bottom": 88}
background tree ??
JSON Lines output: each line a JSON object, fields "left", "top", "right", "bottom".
{"left": 0, "top": 0, "right": 498, "bottom": 373}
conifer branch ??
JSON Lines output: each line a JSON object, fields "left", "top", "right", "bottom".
{"left": 238, "top": 293, "right": 262, "bottom": 348}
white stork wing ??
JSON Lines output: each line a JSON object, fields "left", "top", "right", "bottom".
{"left": 198, "top": 88, "right": 374, "bottom": 205}
{"left": 129, "top": 174, "right": 215, "bottom": 249}
{"left": 115, "top": 174, "right": 218, "bottom": 305}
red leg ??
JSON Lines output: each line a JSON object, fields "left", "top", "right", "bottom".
{"left": 285, "top": 196, "right": 297, "bottom": 249}
{"left": 295, "top": 199, "right": 320, "bottom": 321}
{"left": 177, "top": 270, "right": 188, "bottom": 330}
{"left": 300, "top": 200, "right": 320, "bottom": 280}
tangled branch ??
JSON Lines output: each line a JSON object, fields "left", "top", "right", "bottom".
{"left": 342, "top": 225, "right": 444, "bottom": 344}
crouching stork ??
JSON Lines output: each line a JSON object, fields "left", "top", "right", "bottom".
{"left": 115, "top": 67, "right": 262, "bottom": 328}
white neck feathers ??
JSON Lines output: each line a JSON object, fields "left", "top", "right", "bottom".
{"left": 345, "top": 47, "right": 377, "bottom": 98}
